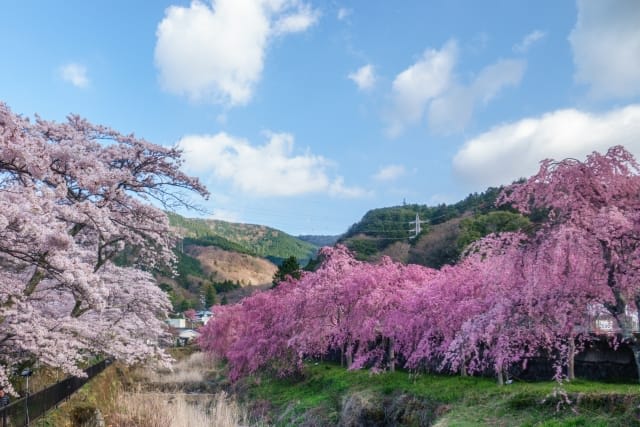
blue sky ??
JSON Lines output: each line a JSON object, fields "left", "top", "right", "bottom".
{"left": 2, "top": 1, "right": 640, "bottom": 235}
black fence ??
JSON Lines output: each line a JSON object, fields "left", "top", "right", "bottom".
{"left": 1, "top": 359, "right": 111, "bottom": 427}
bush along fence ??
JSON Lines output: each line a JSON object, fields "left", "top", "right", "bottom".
{"left": 1, "top": 359, "right": 111, "bottom": 427}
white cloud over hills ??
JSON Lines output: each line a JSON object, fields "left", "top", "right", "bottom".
{"left": 177, "top": 131, "right": 366, "bottom": 198}
{"left": 453, "top": 105, "right": 640, "bottom": 189}
{"left": 154, "top": 0, "right": 319, "bottom": 106}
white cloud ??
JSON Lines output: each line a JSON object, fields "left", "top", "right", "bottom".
{"left": 513, "top": 30, "right": 546, "bottom": 53}
{"left": 386, "top": 40, "right": 525, "bottom": 136}
{"left": 348, "top": 64, "right": 376, "bottom": 91}
{"left": 273, "top": 3, "right": 320, "bottom": 35}
{"left": 337, "top": 7, "right": 351, "bottom": 20}
{"left": 155, "top": 0, "right": 319, "bottom": 106}
{"left": 373, "top": 164, "right": 406, "bottom": 182}
{"left": 569, "top": 0, "right": 640, "bottom": 99}
{"left": 386, "top": 40, "right": 457, "bottom": 137}
{"left": 428, "top": 59, "right": 525, "bottom": 134}
{"left": 452, "top": 104, "right": 640, "bottom": 189}
{"left": 59, "top": 63, "right": 89, "bottom": 88}
{"left": 177, "top": 131, "right": 367, "bottom": 197}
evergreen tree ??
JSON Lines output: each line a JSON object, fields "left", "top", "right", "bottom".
{"left": 204, "top": 284, "right": 216, "bottom": 308}
{"left": 272, "top": 256, "right": 302, "bottom": 287}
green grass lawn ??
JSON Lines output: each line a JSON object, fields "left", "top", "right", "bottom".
{"left": 244, "top": 362, "right": 640, "bottom": 426}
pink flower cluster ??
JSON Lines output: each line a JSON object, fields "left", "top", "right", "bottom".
{"left": 201, "top": 146, "right": 640, "bottom": 383}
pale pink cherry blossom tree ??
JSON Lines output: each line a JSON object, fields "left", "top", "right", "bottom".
{"left": 0, "top": 103, "right": 208, "bottom": 394}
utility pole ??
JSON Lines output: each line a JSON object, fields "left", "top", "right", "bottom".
{"left": 408, "top": 213, "right": 428, "bottom": 239}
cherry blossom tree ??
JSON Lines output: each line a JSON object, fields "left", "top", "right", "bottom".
{"left": 200, "top": 246, "right": 438, "bottom": 379}
{"left": 0, "top": 103, "right": 208, "bottom": 394}
{"left": 495, "top": 146, "right": 640, "bottom": 380}
{"left": 198, "top": 278, "right": 308, "bottom": 381}
{"left": 286, "top": 247, "right": 407, "bottom": 371}
{"left": 200, "top": 146, "right": 640, "bottom": 385}
{"left": 434, "top": 231, "right": 603, "bottom": 383}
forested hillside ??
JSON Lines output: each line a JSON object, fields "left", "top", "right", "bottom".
{"left": 158, "top": 213, "right": 319, "bottom": 311}
{"left": 167, "top": 212, "right": 318, "bottom": 264}
{"left": 162, "top": 189, "right": 533, "bottom": 310}
{"left": 341, "top": 186, "right": 532, "bottom": 268}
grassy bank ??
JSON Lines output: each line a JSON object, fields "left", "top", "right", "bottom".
{"left": 36, "top": 354, "right": 640, "bottom": 426}
{"left": 243, "top": 362, "right": 640, "bottom": 426}
{"left": 40, "top": 349, "right": 250, "bottom": 426}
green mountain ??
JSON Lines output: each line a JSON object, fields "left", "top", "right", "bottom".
{"left": 167, "top": 212, "right": 319, "bottom": 265}
{"left": 158, "top": 213, "right": 319, "bottom": 312}
{"left": 340, "top": 186, "right": 531, "bottom": 268}
{"left": 343, "top": 187, "right": 503, "bottom": 240}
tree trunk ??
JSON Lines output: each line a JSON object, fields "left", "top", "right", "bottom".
{"left": 567, "top": 339, "right": 576, "bottom": 381}
{"left": 629, "top": 342, "right": 640, "bottom": 383}
{"left": 497, "top": 368, "right": 504, "bottom": 386}
{"left": 387, "top": 338, "right": 395, "bottom": 372}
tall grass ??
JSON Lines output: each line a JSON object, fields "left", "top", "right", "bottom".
{"left": 111, "top": 391, "right": 248, "bottom": 427}
{"left": 110, "top": 352, "right": 251, "bottom": 426}
{"left": 143, "top": 352, "right": 218, "bottom": 384}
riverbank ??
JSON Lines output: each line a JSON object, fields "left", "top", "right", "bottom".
{"left": 42, "top": 351, "right": 640, "bottom": 426}
{"left": 241, "top": 362, "right": 640, "bottom": 426}
{"left": 41, "top": 349, "right": 251, "bottom": 426}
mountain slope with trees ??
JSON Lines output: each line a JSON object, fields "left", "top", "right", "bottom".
{"left": 168, "top": 212, "right": 318, "bottom": 264}
{"left": 159, "top": 213, "right": 319, "bottom": 312}
{"left": 341, "top": 186, "right": 532, "bottom": 268}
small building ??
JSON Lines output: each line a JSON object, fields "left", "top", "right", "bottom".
{"left": 176, "top": 328, "right": 200, "bottom": 346}
{"left": 197, "top": 310, "right": 213, "bottom": 325}
{"left": 587, "top": 303, "right": 639, "bottom": 335}
{"left": 166, "top": 318, "right": 186, "bottom": 329}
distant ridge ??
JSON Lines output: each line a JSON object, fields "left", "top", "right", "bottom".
{"left": 158, "top": 213, "right": 320, "bottom": 311}
{"left": 297, "top": 234, "right": 341, "bottom": 247}
{"left": 340, "top": 185, "right": 530, "bottom": 268}
{"left": 167, "top": 212, "right": 319, "bottom": 264}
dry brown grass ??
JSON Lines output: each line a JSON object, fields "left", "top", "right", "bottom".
{"left": 187, "top": 245, "right": 277, "bottom": 286}
{"left": 111, "top": 391, "right": 248, "bottom": 427}
{"left": 42, "top": 352, "right": 255, "bottom": 426}
{"left": 110, "top": 353, "right": 252, "bottom": 426}
{"left": 143, "top": 352, "right": 218, "bottom": 384}
{"left": 40, "top": 352, "right": 256, "bottom": 426}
